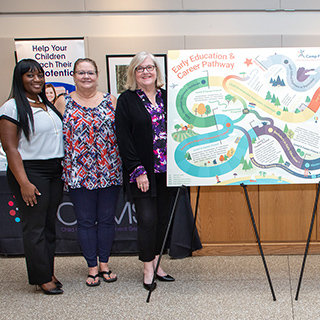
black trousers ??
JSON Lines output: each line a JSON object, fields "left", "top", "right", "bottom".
{"left": 7, "top": 158, "right": 63, "bottom": 285}
{"left": 133, "top": 173, "right": 174, "bottom": 262}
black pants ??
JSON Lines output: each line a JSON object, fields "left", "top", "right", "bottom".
{"left": 7, "top": 158, "right": 63, "bottom": 285}
{"left": 133, "top": 173, "right": 174, "bottom": 262}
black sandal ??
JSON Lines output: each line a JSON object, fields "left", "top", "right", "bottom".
{"left": 86, "top": 274, "right": 101, "bottom": 287}
{"left": 99, "top": 270, "right": 117, "bottom": 283}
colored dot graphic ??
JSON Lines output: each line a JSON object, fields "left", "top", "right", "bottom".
{"left": 8, "top": 199, "right": 20, "bottom": 223}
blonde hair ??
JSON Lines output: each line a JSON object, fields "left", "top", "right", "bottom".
{"left": 126, "top": 52, "right": 164, "bottom": 91}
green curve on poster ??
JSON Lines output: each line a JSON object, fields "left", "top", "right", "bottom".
{"left": 176, "top": 77, "right": 216, "bottom": 127}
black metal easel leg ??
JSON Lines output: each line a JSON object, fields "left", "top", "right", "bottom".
{"left": 240, "top": 183, "right": 277, "bottom": 301}
{"left": 295, "top": 181, "right": 320, "bottom": 301}
{"left": 190, "top": 186, "right": 201, "bottom": 256}
{"left": 146, "top": 187, "right": 182, "bottom": 303}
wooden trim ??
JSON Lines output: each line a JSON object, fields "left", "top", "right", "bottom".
{"left": 193, "top": 242, "right": 320, "bottom": 256}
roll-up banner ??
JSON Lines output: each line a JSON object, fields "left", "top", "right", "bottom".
{"left": 14, "top": 37, "right": 85, "bottom": 95}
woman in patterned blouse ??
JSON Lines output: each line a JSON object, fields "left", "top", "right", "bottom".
{"left": 116, "top": 52, "right": 176, "bottom": 292}
{"left": 56, "top": 58, "right": 122, "bottom": 287}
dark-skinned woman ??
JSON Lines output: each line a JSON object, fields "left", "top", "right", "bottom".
{"left": 0, "top": 59, "right": 64, "bottom": 295}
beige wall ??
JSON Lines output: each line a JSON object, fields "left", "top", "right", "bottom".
{"left": 1, "top": 0, "right": 320, "bottom": 103}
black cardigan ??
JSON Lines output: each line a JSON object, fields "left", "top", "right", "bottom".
{"left": 115, "top": 89, "right": 167, "bottom": 199}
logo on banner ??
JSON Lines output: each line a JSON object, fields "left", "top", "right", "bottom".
{"left": 7, "top": 195, "right": 20, "bottom": 223}
{"left": 115, "top": 201, "right": 137, "bottom": 232}
{"left": 56, "top": 201, "right": 77, "bottom": 233}
{"left": 56, "top": 200, "right": 137, "bottom": 232}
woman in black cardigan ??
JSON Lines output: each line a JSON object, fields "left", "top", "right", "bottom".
{"left": 116, "top": 52, "right": 175, "bottom": 291}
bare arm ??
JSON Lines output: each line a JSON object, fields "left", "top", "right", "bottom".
{"left": 0, "top": 119, "right": 40, "bottom": 206}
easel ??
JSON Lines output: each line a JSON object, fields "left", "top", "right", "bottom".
{"left": 191, "top": 184, "right": 276, "bottom": 301}
{"left": 241, "top": 184, "right": 276, "bottom": 301}
{"left": 146, "top": 184, "right": 277, "bottom": 302}
{"left": 146, "top": 187, "right": 183, "bottom": 302}
{"left": 295, "top": 181, "right": 320, "bottom": 300}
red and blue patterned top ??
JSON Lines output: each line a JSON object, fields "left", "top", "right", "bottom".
{"left": 62, "top": 93, "right": 122, "bottom": 190}
{"left": 129, "top": 89, "right": 167, "bottom": 182}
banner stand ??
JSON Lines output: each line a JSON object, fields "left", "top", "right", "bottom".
{"left": 146, "top": 187, "right": 183, "bottom": 303}
{"left": 295, "top": 181, "right": 320, "bottom": 301}
{"left": 241, "top": 183, "right": 277, "bottom": 301}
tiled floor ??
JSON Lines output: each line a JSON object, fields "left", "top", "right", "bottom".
{"left": 1, "top": 254, "right": 320, "bottom": 319}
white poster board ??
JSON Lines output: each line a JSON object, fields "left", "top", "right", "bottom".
{"left": 15, "top": 37, "right": 85, "bottom": 95}
{"left": 167, "top": 48, "right": 320, "bottom": 186}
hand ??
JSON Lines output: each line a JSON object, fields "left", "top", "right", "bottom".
{"left": 136, "top": 174, "right": 149, "bottom": 193}
{"left": 20, "top": 182, "right": 41, "bottom": 207}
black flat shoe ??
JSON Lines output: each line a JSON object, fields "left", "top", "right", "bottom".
{"left": 143, "top": 281, "right": 157, "bottom": 291}
{"left": 54, "top": 280, "right": 63, "bottom": 288}
{"left": 156, "top": 274, "right": 175, "bottom": 282}
{"left": 37, "top": 285, "right": 63, "bottom": 295}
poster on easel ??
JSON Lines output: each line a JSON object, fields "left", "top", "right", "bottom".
{"left": 167, "top": 47, "right": 320, "bottom": 187}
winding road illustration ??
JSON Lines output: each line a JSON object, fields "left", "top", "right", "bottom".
{"left": 173, "top": 53, "right": 320, "bottom": 181}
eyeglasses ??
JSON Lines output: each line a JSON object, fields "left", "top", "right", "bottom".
{"left": 74, "top": 71, "right": 97, "bottom": 76}
{"left": 135, "top": 65, "right": 156, "bottom": 73}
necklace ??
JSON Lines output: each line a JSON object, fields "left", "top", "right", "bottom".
{"left": 27, "top": 96, "right": 43, "bottom": 104}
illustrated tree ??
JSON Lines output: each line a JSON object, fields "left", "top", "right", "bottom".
{"left": 225, "top": 94, "right": 234, "bottom": 104}
{"left": 248, "top": 160, "right": 253, "bottom": 170}
{"left": 205, "top": 105, "right": 211, "bottom": 116}
{"left": 197, "top": 103, "right": 206, "bottom": 117}
{"left": 306, "top": 96, "right": 311, "bottom": 103}
{"left": 274, "top": 97, "right": 281, "bottom": 107}
{"left": 278, "top": 155, "right": 284, "bottom": 164}
{"left": 240, "top": 155, "right": 245, "bottom": 164}
{"left": 242, "top": 160, "right": 249, "bottom": 171}
{"left": 185, "top": 152, "right": 191, "bottom": 160}
{"left": 188, "top": 124, "right": 194, "bottom": 130}
{"left": 192, "top": 104, "right": 198, "bottom": 115}
{"left": 271, "top": 94, "right": 276, "bottom": 103}
{"left": 265, "top": 91, "right": 272, "bottom": 100}
{"left": 174, "top": 124, "right": 181, "bottom": 131}
{"left": 284, "top": 124, "right": 289, "bottom": 133}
